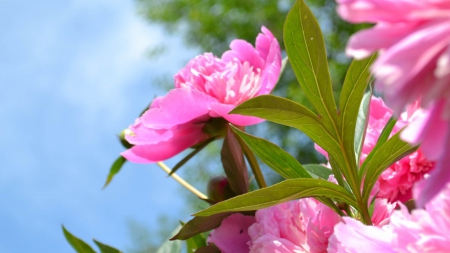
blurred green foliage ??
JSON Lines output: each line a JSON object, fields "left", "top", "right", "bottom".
{"left": 135, "top": 0, "right": 368, "bottom": 166}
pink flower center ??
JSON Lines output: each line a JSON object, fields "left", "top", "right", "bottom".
{"left": 175, "top": 53, "right": 262, "bottom": 105}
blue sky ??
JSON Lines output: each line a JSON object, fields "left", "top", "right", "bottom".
{"left": 0, "top": 0, "right": 201, "bottom": 252}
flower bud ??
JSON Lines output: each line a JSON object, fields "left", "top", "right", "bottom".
{"left": 207, "top": 176, "right": 236, "bottom": 203}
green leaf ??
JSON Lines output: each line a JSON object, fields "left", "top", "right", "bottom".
{"left": 171, "top": 213, "right": 231, "bottom": 240}
{"left": 354, "top": 89, "right": 372, "bottom": 163}
{"left": 221, "top": 127, "right": 249, "bottom": 194}
{"left": 194, "top": 178, "right": 359, "bottom": 216}
{"left": 328, "top": 155, "right": 351, "bottom": 192}
{"left": 62, "top": 225, "right": 96, "bottom": 253}
{"left": 277, "top": 57, "right": 289, "bottom": 84}
{"left": 358, "top": 116, "right": 397, "bottom": 179}
{"left": 303, "top": 164, "right": 332, "bottom": 179}
{"left": 93, "top": 240, "right": 122, "bottom": 253}
{"left": 185, "top": 233, "right": 206, "bottom": 253}
{"left": 169, "top": 137, "right": 215, "bottom": 176}
{"left": 156, "top": 225, "right": 182, "bottom": 253}
{"left": 103, "top": 156, "right": 126, "bottom": 189}
{"left": 339, "top": 54, "right": 376, "bottom": 167}
{"left": 284, "top": 0, "right": 338, "bottom": 131}
{"left": 230, "top": 95, "right": 341, "bottom": 161}
{"left": 376, "top": 117, "right": 397, "bottom": 146}
{"left": 231, "top": 125, "right": 311, "bottom": 179}
{"left": 361, "top": 131, "right": 418, "bottom": 204}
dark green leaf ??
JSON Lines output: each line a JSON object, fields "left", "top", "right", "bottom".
{"left": 354, "top": 89, "right": 372, "bottom": 163}
{"left": 221, "top": 127, "right": 248, "bottom": 194}
{"left": 361, "top": 131, "right": 418, "bottom": 204}
{"left": 231, "top": 125, "right": 311, "bottom": 179}
{"left": 339, "top": 54, "right": 376, "bottom": 167}
{"left": 171, "top": 213, "right": 231, "bottom": 240}
{"left": 328, "top": 156, "right": 351, "bottom": 192}
{"left": 103, "top": 156, "right": 126, "bottom": 189}
{"left": 169, "top": 137, "right": 215, "bottom": 176}
{"left": 194, "top": 178, "right": 359, "bottom": 216}
{"left": 303, "top": 164, "right": 332, "bottom": 179}
{"left": 156, "top": 225, "right": 182, "bottom": 253}
{"left": 195, "top": 245, "right": 221, "bottom": 253}
{"left": 284, "top": 0, "right": 338, "bottom": 129}
{"left": 93, "top": 240, "right": 122, "bottom": 253}
{"left": 230, "top": 95, "right": 342, "bottom": 162}
{"left": 62, "top": 225, "right": 96, "bottom": 253}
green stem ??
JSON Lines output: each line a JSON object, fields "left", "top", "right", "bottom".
{"left": 359, "top": 201, "right": 372, "bottom": 225}
{"left": 237, "top": 137, "right": 267, "bottom": 189}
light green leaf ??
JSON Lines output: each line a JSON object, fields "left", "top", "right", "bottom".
{"left": 231, "top": 125, "right": 312, "bottom": 179}
{"left": 354, "top": 89, "right": 372, "bottom": 163}
{"left": 361, "top": 131, "right": 418, "bottom": 204}
{"left": 339, "top": 54, "right": 376, "bottom": 167}
{"left": 194, "top": 178, "right": 359, "bottom": 216}
{"left": 376, "top": 117, "right": 397, "bottom": 146}
{"left": 156, "top": 225, "right": 182, "bottom": 253}
{"left": 93, "top": 240, "right": 122, "bottom": 253}
{"left": 277, "top": 57, "right": 289, "bottom": 84}
{"left": 185, "top": 233, "right": 206, "bottom": 253}
{"left": 62, "top": 225, "right": 96, "bottom": 253}
{"left": 103, "top": 156, "right": 126, "bottom": 189}
{"left": 303, "top": 164, "right": 332, "bottom": 179}
{"left": 284, "top": 0, "right": 338, "bottom": 132}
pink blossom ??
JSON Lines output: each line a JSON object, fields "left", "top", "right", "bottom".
{"left": 207, "top": 213, "right": 256, "bottom": 253}
{"left": 247, "top": 198, "right": 341, "bottom": 253}
{"left": 328, "top": 182, "right": 450, "bottom": 252}
{"left": 336, "top": 0, "right": 450, "bottom": 206}
{"left": 316, "top": 96, "right": 435, "bottom": 202}
{"left": 336, "top": 0, "right": 450, "bottom": 113}
{"left": 402, "top": 99, "right": 450, "bottom": 206}
{"left": 122, "top": 27, "right": 281, "bottom": 163}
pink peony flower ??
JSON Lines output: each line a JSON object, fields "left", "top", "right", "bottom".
{"left": 122, "top": 27, "right": 281, "bottom": 163}
{"left": 336, "top": 0, "right": 450, "bottom": 206}
{"left": 207, "top": 213, "right": 256, "bottom": 253}
{"left": 247, "top": 198, "right": 341, "bottom": 253}
{"left": 316, "top": 96, "right": 435, "bottom": 202}
{"left": 336, "top": 0, "right": 450, "bottom": 113}
{"left": 402, "top": 99, "right": 450, "bottom": 206}
{"left": 328, "top": 182, "right": 450, "bottom": 252}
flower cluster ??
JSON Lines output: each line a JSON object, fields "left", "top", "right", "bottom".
{"left": 122, "top": 27, "right": 281, "bottom": 163}
{"left": 329, "top": 182, "right": 450, "bottom": 252}
{"left": 337, "top": 0, "right": 450, "bottom": 206}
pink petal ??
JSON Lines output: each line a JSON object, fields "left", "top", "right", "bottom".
{"left": 373, "top": 20, "right": 450, "bottom": 112}
{"left": 222, "top": 40, "right": 265, "bottom": 70}
{"left": 258, "top": 30, "right": 282, "bottom": 96}
{"left": 208, "top": 213, "right": 255, "bottom": 253}
{"left": 414, "top": 137, "right": 450, "bottom": 207}
{"left": 125, "top": 118, "right": 174, "bottom": 145}
{"left": 328, "top": 217, "right": 395, "bottom": 253}
{"left": 141, "top": 88, "right": 218, "bottom": 129}
{"left": 209, "top": 103, "right": 264, "bottom": 126}
{"left": 336, "top": 0, "right": 430, "bottom": 23}
{"left": 346, "top": 22, "right": 420, "bottom": 59}
{"left": 255, "top": 26, "right": 273, "bottom": 61}
{"left": 121, "top": 126, "right": 207, "bottom": 163}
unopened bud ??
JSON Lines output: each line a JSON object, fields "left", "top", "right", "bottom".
{"left": 207, "top": 176, "right": 236, "bottom": 203}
